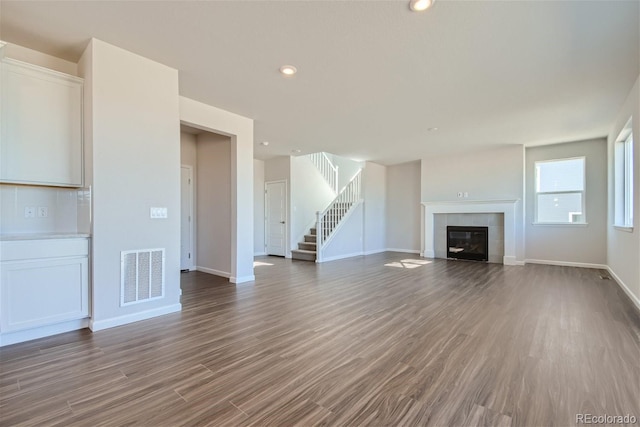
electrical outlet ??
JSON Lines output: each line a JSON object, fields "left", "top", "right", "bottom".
{"left": 463, "top": 192, "right": 469, "bottom": 198}
{"left": 24, "top": 207, "right": 35, "bottom": 218}
{"left": 38, "top": 207, "right": 48, "bottom": 217}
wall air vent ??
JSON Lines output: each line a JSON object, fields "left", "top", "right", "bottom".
{"left": 120, "top": 248, "right": 165, "bottom": 306}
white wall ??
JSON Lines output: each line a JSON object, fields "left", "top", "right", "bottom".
{"left": 80, "top": 39, "right": 181, "bottom": 329}
{"left": 421, "top": 145, "right": 525, "bottom": 261}
{"left": 291, "top": 155, "right": 336, "bottom": 252}
{"left": 264, "top": 156, "right": 291, "bottom": 256}
{"left": 322, "top": 203, "right": 364, "bottom": 261}
{"left": 608, "top": 75, "right": 640, "bottom": 307}
{"left": 253, "top": 159, "right": 265, "bottom": 255}
{"left": 179, "top": 96, "right": 254, "bottom": 283}
{"left": 387, "top": 160, "right": 421, "bottom": 252}
{"left": 195, "top": 132, "right": 231, "bottom": 276}
{"left": 327, "top": 153, "right": 364, "bottom": 191}
{"left": 525, "top": 139, "right": 607, "bottom": 266}
{"left": 363, "top": 162, "right": 386, "bottom": 254}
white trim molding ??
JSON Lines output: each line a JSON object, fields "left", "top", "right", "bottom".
{"left": 363, "top": 249, "right": 387, "bottom": 256}
{"left": 607, "top": 267, "right": 640, "bottom": 312}
{"left": 0, "top": 318, "right": 89, "bottom": 347}
{"left": 196, "top": 266, "right": 230, "bottom": 278}
{"left": 319, "top": 251, "right": 365, "bottom": 263}
{"left": 525, "top": 259, "right": 607, "bottom": 269}
{"left": 422, "top": 199, "right": 520, "bottom": 266}
{"left": 89, "top": 304, "right": 181, "bottom": 332}
{"left": 386, "top": 248, "right": 421, "bottom": 254}
{"left": 230, "top": 275, "right": 255, "bottom": 284}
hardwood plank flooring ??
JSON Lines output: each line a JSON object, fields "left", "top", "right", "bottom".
{"left": 1, "top": 253, "right": 639, "bottom": 426}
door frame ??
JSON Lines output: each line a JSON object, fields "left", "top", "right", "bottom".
{"left": 264, "top": 179, "right": 288, "bottom": 257}
{"left": 181, "top": 165, "right": 195, "bottom": 271}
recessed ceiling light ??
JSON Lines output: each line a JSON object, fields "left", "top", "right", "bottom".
{"left": 409, "top": 0, "right": 435, "bottom": 12}
{"left": 260, "top": 141, "right": 269, "bottom": 146}
{"left": 427, "top": 127, "right": 439, "bottom": 131}
{"left": 279, "top": 65, "right": 297, "bottom": 76}
{"left": 291, "top": 149, "right": 301, "bottom": 154}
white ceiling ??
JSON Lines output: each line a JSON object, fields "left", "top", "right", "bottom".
{"left": 1, "top": 1, "right": 638, "bottom": 165}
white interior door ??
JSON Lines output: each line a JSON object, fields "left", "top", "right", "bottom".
{"left": 180, "top": 166, "right": 193, "bottom": 270}
{"left": 266, "top": 181, "right": 286, "bottom": 256}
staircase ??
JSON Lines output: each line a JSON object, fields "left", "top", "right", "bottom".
{"left": 308, "top": 152, "right": 338, "bottom": 193}
{"left": 291, "top": 227, "right": 317, "bottom": 261}
{"left": 291, "top": 170, "right": 362, "bottom": 262}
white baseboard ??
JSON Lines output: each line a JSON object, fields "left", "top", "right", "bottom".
{"left": 386, "top": 248, "right": 421, "bottom": 254}
{"left": 0, "top": 318, "right": 90, "bottom": 347}
{"left": 525, "top": 259, "right": 608, "bottom": 269}
{"left": 319, "top": 251, "right": 365, "bottom": 263}
{"left": 607, "top": 267, "right": 640, "bottom": 312}
{"left": 254, "top": 252, "right": 267, "bottom": 256}
{"left": 196, "top": 266, "right": 230, "bottom": 278}
{"left": 90, "top": 304, "right": 181, "bottom": 332}
{"left": 363, "top": 249, "right": 387, "bottom": 256}
{"left": 230, "top": 275, "right": 255, "bottom": 284}
{"left": 504, "top": 256, "right": 525, "bottom": 266}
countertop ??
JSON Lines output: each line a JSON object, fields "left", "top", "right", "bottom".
{"left": 0, "top": 232, "right": 91, "bottom": 241}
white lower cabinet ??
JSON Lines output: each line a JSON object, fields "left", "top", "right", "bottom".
{"left": 0, "top": 238, "right": 90, "bottom": 344}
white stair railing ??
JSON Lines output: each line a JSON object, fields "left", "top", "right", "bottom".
{"left": 308, "top": 152, "right": 338, "bottom": 193}
{"left": 315, "top": 170, "right": 362, "bottom": 262}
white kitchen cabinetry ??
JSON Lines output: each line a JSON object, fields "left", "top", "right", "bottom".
{"left": 0, "top": 237, "right": 90, "bottom": 345}
{"left": 0, "top": 58, "right": 83, "bottom": 187}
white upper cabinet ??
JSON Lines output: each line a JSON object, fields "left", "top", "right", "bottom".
{"left": 1, "top": 58, "right": 83, "bottom": 187}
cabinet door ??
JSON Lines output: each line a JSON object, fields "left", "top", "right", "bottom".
{"left": 1, "top": 59, "right": 83, "bottom": 187}
{"left": 0, "top": 257, "right": 89, "bottom": 332}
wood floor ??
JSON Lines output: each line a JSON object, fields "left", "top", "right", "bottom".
{"left": 1, "top": 253, "right": 639, "bottom": 426}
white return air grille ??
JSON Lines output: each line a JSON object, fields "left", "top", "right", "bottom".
{"left": 120, "top": 248, "right": 165, "bottom": 306}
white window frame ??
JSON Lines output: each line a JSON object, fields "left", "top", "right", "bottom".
{"left": 614, "top": 119, "right": 633, "bottom": 230}
{"left": 534, "top": 156, "right": 586, "bottom": 225}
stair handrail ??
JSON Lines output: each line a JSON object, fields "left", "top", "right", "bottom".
{"left": 315, "top": 169, "right": 362, "bottom": 262}
{"left": 308, "top": 152, "right": 338, "bottom": 193}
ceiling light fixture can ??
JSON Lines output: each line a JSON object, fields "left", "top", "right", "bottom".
{"left": 261, "top": 141, "right": 269, "bottom": 146}
{"left": 409, "top": 0, "right": 434, "bottom": 12}
{"left": 279, "top": 65, "right": 297, "bottom": 76}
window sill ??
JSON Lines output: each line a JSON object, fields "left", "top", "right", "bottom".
{"left": 532, "top": 222, "right": 588, "bottom": 227}
{"left": 613, "top": 225, "right": 634, "bottom": 233}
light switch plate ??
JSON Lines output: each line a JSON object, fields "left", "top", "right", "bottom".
{"left": 150, "top": 207, "right": 168, "bottom": 219}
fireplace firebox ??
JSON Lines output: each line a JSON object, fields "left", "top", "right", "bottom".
{"left": 446, "top": 226, "right": 488, "bottom": 262}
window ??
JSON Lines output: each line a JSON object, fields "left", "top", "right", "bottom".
{"left": 615, "top": 119, "right": 634, "bottom": 228}
{"left": 535, "top": 157, "right": 585, "bottom": 224}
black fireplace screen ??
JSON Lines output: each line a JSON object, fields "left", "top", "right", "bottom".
{"left": 446, "top": 226, "right": 488, "bottom": 262}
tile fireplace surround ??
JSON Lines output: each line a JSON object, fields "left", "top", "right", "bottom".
{"left": 421, "top": 200, "right": 520, "bottom": 266}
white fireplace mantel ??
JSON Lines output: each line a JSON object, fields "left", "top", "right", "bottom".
{"left": 421, "top": 199, "right": 520, "bottom": 266}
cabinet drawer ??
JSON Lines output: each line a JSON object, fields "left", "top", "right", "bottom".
{"left": 0, "top": 238, "right": 89, "bottom": 262}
